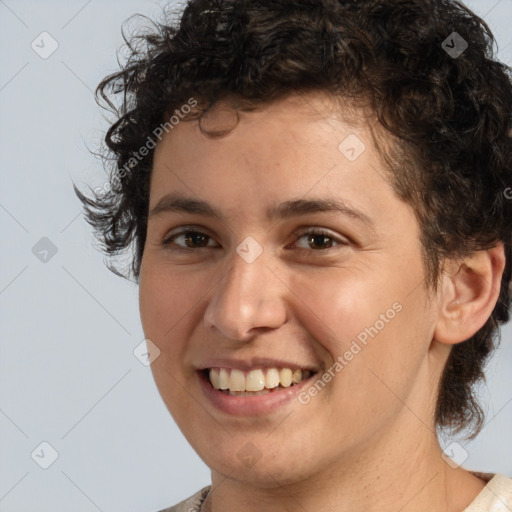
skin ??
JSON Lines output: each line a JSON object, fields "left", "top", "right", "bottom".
{"left": 138, "top": 93, "right": 504, "bottom": 512}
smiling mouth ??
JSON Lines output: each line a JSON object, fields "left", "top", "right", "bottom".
{"left": 203, "top": 367, "right": 316, "bottom": 396}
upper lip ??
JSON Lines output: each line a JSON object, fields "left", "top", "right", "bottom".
{"left": 196, "top": 357, "right": 321, "bottom": 373}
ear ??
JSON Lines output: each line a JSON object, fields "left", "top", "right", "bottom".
{"left": 434, "top": 243, "right": 506, "bottom": 345}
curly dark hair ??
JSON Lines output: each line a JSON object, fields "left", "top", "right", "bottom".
{"left": 75, "top": 0, "right": 512, "bottom": 437}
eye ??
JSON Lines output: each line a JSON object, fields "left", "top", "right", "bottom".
{"left": 293, "top": 228, "right": 347, "bottom": 251}
{"left": 162, "top": 229, "right": 218, "bottom": 249}
{"left": 161, "top": 227, "right": 348, "bottom": 252}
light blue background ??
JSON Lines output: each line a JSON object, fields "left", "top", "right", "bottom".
{"left": 0, "top": 1, "right": 511, "bottom": 511}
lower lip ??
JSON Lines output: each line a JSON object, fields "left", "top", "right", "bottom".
{"left": 198, "top": 370, "right": 317, "bottom": 416}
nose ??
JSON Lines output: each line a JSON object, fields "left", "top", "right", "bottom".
{"left": 203, "top": 249, "right": 288, "bottom": 342}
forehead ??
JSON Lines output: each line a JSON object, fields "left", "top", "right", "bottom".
{"left": 149, "top": 92, "right": 403, "bottom": 226}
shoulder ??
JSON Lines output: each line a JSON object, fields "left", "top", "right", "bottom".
{"left": 156, "top": 486, "right": 211, "bottom": 512}
{"left": 465, "top": 474, "right": 512, "bottom": 511}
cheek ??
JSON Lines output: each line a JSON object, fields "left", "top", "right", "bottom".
{"left": 285, "top": 265, "right": 428, "bottom": 403}
{"left": 285, "top": 266, "right": 396, "bottom": 353}
{"left": 140, "top": 262, "right": 203, "bottom": 332}
{"left": 139, "top": 263, "right": 211, "bottom": 428}
{"left": 139, "top": 262, "right": 206, "bottom": 371}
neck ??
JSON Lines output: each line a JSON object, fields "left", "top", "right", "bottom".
{"left": 204, "top": 424, "right": 485, "bottom": 512}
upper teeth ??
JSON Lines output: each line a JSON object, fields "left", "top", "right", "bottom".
{"left": 208, "top": 367, "right": 312, "bottom": 392}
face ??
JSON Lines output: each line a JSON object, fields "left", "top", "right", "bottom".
{"left": 139, "top": 93, "right": 442, "bottom": 487}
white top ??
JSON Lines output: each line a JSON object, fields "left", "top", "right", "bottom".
{"left": 464, "top": 474, "right": 512, "bottom": 511}
{"left": 161, "top": 473, "right": 512, "bottom": 512}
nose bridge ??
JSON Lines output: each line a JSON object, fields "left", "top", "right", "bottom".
{"left": 204, "top": 246, "right": 286, "bottom": 341}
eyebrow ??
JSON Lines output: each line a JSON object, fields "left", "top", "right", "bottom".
{"left": 148, "top": 193, "right": 373, "bottom": 225}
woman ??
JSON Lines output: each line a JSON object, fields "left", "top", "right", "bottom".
{"left": 76, "top": 0, "right": 512, "bottom": 510}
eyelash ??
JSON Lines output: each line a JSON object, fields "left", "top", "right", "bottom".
{"left": 161, "top": 227, "right": 348, "bottom": 252}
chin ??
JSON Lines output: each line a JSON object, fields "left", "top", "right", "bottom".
{"left": 201, "top": 436, "right": 326, "bottom": 489}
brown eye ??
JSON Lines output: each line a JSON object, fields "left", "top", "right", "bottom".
{"left": 164, "top": 230, "right": 217, "bottom": 249}
{"left": 293, "top": 228, "right": 346, "bottom": 251}
{"left": 306, "top": 233, "right": 335, "bottom": 250}
{"left": 183, "top": 232, "right": 210, "bottom": 247}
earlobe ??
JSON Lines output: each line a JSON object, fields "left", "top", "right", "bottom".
{"left": 434, "top": 243, "right": 505, "bottom": 345}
